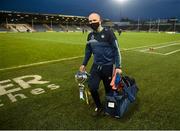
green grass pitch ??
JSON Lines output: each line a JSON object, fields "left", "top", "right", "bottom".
{"left": 0, "top": 32, "right": 180, "bottom": 129}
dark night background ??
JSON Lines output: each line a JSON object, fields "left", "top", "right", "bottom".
{"left": 0, "top": 0, "right": 180, "bottom": 21}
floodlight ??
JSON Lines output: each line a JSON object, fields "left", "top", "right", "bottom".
{"left": 114, "top": 0, "right": 128, "bottom": 3}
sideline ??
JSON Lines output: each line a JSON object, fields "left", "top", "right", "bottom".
{"left": 0, "top": 56, "right": 84, "bottom": 71}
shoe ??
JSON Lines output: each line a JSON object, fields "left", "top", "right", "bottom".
{"left": 92, "top": 107, "right": 103, "bottom": 117}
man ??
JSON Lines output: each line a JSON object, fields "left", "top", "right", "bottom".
{"left": 118, "top": 28, "right": 122, "bottom": 36}
{"left": 79, "top": 13, "right": 122, "bottom": 116}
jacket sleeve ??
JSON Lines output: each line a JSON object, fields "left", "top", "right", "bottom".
{"left": 82, "top": 42, "right": 92, "bottom": 66}
{"left": 109, "top": 30, "right": 122, "bottom": 68}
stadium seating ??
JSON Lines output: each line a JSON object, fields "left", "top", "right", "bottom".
{"left": 67, "top": 25, "right": 76, "bottom": 32}
{"left": 59, "top": 24, "right": 68, "bottom": 31}
{"left": 33, "top": 24, "right": 47, "bottom": 32}
{"left": 16, "top": 24, "right": 28, "bottom": 32}
{"left": 6, "top": 24, "right": 18, "bottom": 32}
{"left": 51, "top": 24, "right": 63, "bottom": 32}
{"left": 72, "top": 25, "right": 82, "bottom": 31}
{"left": 0, "top": 11, "right": 179, "bottom": 33}
{"left": 58, "top": 24, "right": 77, "bottom": 32}
{"left": 43, "top": 24, "right": 52, "bottom": 31}
{"left": 24, "top": 24, "right": 36, "bottom": 32}
{"left": 45, "top": 24, "right": 64, "bottom": 32}
{"left": 5, "top": 24, "right": 35, "bottom": 32}
{"left": 82, "top": 25, "right": 91, "bottom": 31}
{"left": 0, "top": 24, "right": 8, "bottom": 32}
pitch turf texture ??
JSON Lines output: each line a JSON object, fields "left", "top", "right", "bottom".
{"left": 0, "top": 32, "right": 180, "bottom": 129}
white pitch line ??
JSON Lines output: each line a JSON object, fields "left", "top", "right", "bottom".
{"left": 0, "top": 56, "right": 83, "bottom": 71}
{"left": 139, "top": 50, "right": 165, "bottom": 55}
{"left": 164, "top": 49, "right": 180, "bottom": 55}
{"left": 123, "top": 40, "right": 180, "bottom": 51}
{"left": 1, "top": 40, "right": 180, "bottom": 71}
{"left": 140, "top": 43, "right": 180, "bottom": 52}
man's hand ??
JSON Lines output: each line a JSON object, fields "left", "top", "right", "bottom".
{"left": 79, "top": 65, "right": 86, "bottom": 72}
{"left": 115, "top": 68, "right": 122, "bottom": 74}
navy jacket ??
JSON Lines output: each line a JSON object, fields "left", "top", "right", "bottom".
{"left": 82, "top": 27, "right": 121, "bottom": 68}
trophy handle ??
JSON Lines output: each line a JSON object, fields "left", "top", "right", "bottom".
{"left": 85, "top": 89, "right": 89, "bottom": 105}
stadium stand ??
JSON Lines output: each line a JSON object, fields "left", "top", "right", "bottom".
{"left": 6, "top": 24, "right": 18, "bottom": 32}
{"left": 59, "top": 24, "right": 68, "bottom": 31}
{"left": 72, "top": 25, "right": 81, "bottom": 31}
{"left": 16, "top": 24, "right": 28, "bottom": 32}
{"left": 33, "top": 24, "right": 47, "bottom": 32}
{"left": 0, "top": 10, "right": 179, "bottom": 33}
{"left": 25, "top": 24, "right": 35, "bottom": 32}
{"left": 43, "top": 24, "right": 52, "bottom": 31}
{"left": 66, "top": 25, "right": 76, "bottom": 32}
{"left": 5, "top": 24, "right": 35, "bottom": 32}
{"left": 55, "top": 25, "right": 63, "bottom": 32}
{"left": 81, "top": 25, "right": 92, "bottom": 31}
{"left": 0, "top": 11, "right": 90, "bottom": 32}
{"left": 51, "top": 24, "right": 63, "bottom": 32}
{"left": 0, "top": 24, "right": 8, "bottom": 32}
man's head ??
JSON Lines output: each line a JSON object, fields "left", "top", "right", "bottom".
{"left": 88, "top": 13, "right": 101, "bottom": 31}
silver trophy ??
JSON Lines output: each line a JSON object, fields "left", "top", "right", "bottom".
{"left": 75, "top": 71, "right": 89, "bottom": 104}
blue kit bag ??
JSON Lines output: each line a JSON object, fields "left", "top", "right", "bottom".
{"left": 105, "top": 75, "right": 138, "bottom": 118}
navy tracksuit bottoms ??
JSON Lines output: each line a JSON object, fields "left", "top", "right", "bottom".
{"left": 88, "top": 63, "right": 113, "bottom": 108}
